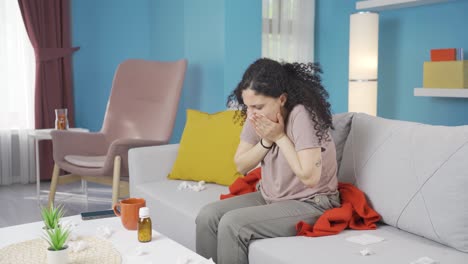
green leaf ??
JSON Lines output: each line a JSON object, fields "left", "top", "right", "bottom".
{"left": 40, "top": 203, "right": 69, "bottom": 250}
{"left": 40, "top": 203, "right": 66, "bottom": 229}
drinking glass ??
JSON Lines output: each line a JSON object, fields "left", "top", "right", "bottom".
{"left": 55, "top": 108, "right": 69, "bottom": 130}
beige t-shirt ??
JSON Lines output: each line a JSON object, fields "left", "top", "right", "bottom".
{"left": 240, "top": 104, "right": 338, "bottom": 203}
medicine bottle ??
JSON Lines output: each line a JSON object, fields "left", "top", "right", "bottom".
{"left": 138, "top": 207, "right": 152, "bottom": 242}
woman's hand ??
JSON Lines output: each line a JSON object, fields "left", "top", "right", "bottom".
{"left": 249, "top": 112, "right": 286, "bottom": 143}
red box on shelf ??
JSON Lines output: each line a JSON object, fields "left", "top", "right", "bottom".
{"left": 431, "top": 48, "right": 457, "bottom": 61}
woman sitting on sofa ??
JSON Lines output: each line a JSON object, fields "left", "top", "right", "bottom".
{"left": 195, "top": 58, "right": 340, "bottom": 264}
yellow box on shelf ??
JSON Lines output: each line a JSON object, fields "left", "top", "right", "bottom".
{"left": 423, "top": 60, "right": 468, "bottom": 88}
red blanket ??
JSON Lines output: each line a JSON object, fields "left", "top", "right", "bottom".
{"left": 220, "top": 167, "right": 262, "bottom": 200}
{"left": 220, "top": 168, "right": 381, "bottom": 237}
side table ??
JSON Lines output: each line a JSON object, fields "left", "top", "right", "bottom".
{"left": 28, "top": 128, "right": 89, "bottom": 200}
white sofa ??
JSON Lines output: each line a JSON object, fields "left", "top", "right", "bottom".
{"left": 129, "top": 113, "right": 468, "bottom": 263}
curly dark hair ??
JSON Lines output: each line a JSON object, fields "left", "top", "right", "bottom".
{"left": 226, "top": 58, "right": 333, "bottom": 143}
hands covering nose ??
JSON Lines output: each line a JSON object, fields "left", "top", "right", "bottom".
{"left": 249, "top": 112, "right": 286, "bottom": 144}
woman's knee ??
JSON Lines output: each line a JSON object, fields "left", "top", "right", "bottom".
{"left": 218, "top": 210, "right": 243, "bottom": 236}
{"left": 218, "top": 210, "right": 254, "bottom": 249}
{"left": 196, "top": 202, "right": 224, "bottom": 226}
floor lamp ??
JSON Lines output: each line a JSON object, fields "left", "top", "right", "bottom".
{"left": 348, "top": 12, "right": 379, "bottom": 116}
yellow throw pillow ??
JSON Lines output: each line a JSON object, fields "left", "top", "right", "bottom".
{"left": 168, "top": 109, "right": 243, "bottom": 186}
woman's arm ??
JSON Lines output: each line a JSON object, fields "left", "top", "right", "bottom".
{"left": 234, "top": 140, "right": 270, "bottom": 175}
{"left": 275, "top": 135, "right": 322, "bottom": 187}
{"left": 250, "top": 111, "right": 322, "bottom": 187}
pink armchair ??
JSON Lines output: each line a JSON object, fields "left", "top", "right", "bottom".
{"left": 48, "top": 59, "right": 187, "bottom": 207}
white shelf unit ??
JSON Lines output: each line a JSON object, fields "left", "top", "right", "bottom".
{"left": 414, "top": 88, "right": 468, "bottom": 98}
{"left": 356, "top": 0, "right": 454, "bottom": 11}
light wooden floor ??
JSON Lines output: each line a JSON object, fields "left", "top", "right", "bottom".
{"left": 0, "top": 181, "right": 113, "bottom": 228}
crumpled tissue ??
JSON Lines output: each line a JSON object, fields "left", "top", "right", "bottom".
{"left": 68, "top": 240, "right": 88, "bottom": 253}
{"left": 96, "top": 226, "right": 114, "bottom": 239}
{"left": 125, "top": 246, "right": 149, "bottom": 262}
{"left": 68, "top": 232, "right": 79, "bottom": 242}
{"left": 61, "top": 220, "right": 79, "bottom": 241}
{"left": 359, "top": 248, "right": 374, "bottom": 256}
{"left": 133, "top": 245, "right": 145, "bottom": 256}
{"left": 177, "top": 181, "right": 206, "bottom": 192}
{"left": 410, "top": 257, "right": 439, "bottom": 264}
{"left": 176, "top": 256, "right": 216, "bottom": 264}
{"left": 61, "top": 219, "right": 78, "bottom": 229}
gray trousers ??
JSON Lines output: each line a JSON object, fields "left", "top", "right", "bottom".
{"left": 195, "top": 191, "right": 340, "bottom": 264}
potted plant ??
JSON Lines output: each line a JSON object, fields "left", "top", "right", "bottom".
{"left": 43, "top": 225, "right": 71, "bottom": 264}
{"left": 40, "top": 203, "right": 65, "bottom": 230}
{"left": 40, "top": 203, "right": 70, "bottom": 264}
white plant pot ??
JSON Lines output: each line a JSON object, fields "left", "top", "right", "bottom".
{"left": 47, "top": 246, "right": 69, "bottom": 264}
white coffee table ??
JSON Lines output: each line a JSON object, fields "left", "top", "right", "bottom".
{"left": 28, "top": 128, "right": 89, "bottom": 200}
{"left": 0, "top": 215, "right": 208, "bottom": 263}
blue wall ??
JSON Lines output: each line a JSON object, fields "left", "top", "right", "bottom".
{"left": 378, "top": 1, "right": 468, "bottom": 125}
{"left": 224, "top": 0, "right": 262, "bottom": 100}
{"left": 72, "top": 0, "right": 468, "bottom": 143}
{"left": 72, "top": 0, "right": 261, "bottom": 143}
{"left": 315, "top": 1, "right": 354, "bottom": 115}
{"left": 183, "top": 0, "right": 225, "bottom": 115}
{"left": 149, "top": 0, "right": 184, "bottom": 62}
{"left": 152, "top": 0, "right": 227, "bottom": 143}
{"left": 149, "top": 0, "right": 186, "bottom": 142}
{"left": 316, "top": 0, "right": 468, "bottom": 125}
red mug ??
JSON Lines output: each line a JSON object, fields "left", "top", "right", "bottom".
{"left": 113, "top": 198, "right": 146, "bottom": 230}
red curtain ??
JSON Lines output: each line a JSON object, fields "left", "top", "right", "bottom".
{"left": 18, "top": 0, "right": 79, "bottom": 180}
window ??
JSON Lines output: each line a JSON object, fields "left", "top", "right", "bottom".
{"left": 262, "top": 0, "right": 315, "bottom": 63}
{"left": 0, "top": 0, "right": 35, "bottom": 130}
{"left": 0, "top": 1, "right": 35, "bottom": 185}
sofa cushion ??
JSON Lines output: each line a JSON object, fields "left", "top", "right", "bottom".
{"left": 249, "top": 225, "right": 467, "bottom": 264}
{"left": 132, "top": 178, "right": 228, "bottom": 250}
{"left": 338, "top": 113, "right": 468, "bottom": 252}
{"left": 331, "top": 112, "right": 354, "bottom": 169}
{"left": 168, "top": 109, "right": 243, "bottom": 186}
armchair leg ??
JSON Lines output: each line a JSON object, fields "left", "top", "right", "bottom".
{"left": 48, "top": 164, "right": 60, "bottom": 208}
{"left": 112, "top": 156, "right": 122, "bottom": 207}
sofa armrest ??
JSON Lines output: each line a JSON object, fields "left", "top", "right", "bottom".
{"left": 129, "top": 144, "right": 180, "bottom": 195}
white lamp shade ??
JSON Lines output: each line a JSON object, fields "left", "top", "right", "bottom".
{"left": 348, "top": 81, "right": 378, "bottom": 116}
{"left": 348, "top": 12, "right": 379, "bottom": 116}
{"left": 349, "top": 12, "right": 379, "bottom": 80}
